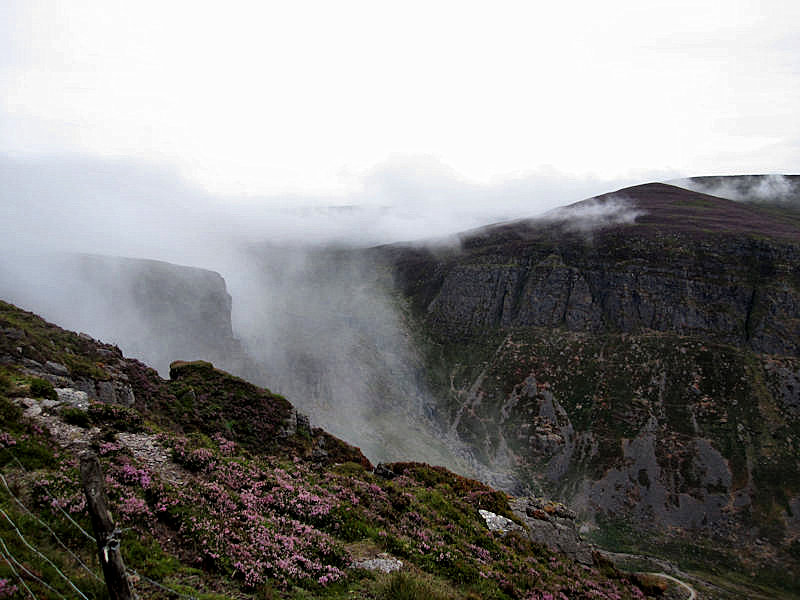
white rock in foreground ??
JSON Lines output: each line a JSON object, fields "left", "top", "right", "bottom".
{"left": 354, "top": 554, "right": 403, "bottom": 573}
{"left": 478, "top": 509, "right": 523, "bottom": 534}
{"left": 55, "top": 388, "right": 89, "bottom": 410}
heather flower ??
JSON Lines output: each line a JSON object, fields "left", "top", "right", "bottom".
{"left": 98, "top": 441, "right": 123, "bottom": 455}
{"left": 0, "top": 579, "right": 17, "bottom": 599}
{"left": 213, "top": 433, "right": 236, "bottom": 455}
{"left": 119, "top": 464, "right": 152, "bottom": 488}
{"left": 117, "top": 493, "right": 152, "bottom": 519}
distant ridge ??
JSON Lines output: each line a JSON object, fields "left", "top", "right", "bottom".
{"left": 427, "top": 182, "right": 800, "bottom": 255}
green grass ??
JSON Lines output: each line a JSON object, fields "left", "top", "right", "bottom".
{"left": 28, "top": 377, "right": 57, "bottom": 400}
{"left": 375, "top": 571, "right": 456, "bottom": 600}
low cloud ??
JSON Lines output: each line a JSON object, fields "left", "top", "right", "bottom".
{"left": 0, "top": 151, "right": 669, "bottom": 482}
{"left": 537, "top": 195, "right": 645, "bottom": 233}
{"left": 670, "top": 174, "right": 799, "bottom": 204}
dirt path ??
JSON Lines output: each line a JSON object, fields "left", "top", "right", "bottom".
{"left": 597, "top": 549, "right": 778, "bottom": 600}
{"left": 640, "top": 572, "right": 696, "bottom": 599}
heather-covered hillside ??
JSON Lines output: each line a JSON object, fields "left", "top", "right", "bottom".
{"left": 0, "top": 300, "right": 656, "bottom": 599}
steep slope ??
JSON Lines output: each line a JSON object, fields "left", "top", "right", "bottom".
{"left": 0, "top": 300, "right": 657, "bottom": 599}
{"left": 378, "top": 182, "right": 800, "bottom": 595}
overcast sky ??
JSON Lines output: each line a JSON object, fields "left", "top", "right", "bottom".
{"left": 2, "top": 0, "right": 798, "bottom": 200}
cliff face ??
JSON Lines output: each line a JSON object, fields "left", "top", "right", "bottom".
{"left": 73, "top": 255, "right": 246, "bottom": 374}
{"left": 390, "top": 183, "right": 800, "bottom": 355}
{"left": 0, "top": 253, "right": 245, "bottom": 375}
{"left": 380, "top": 181, "right": 800, "bottom": 590}
{"left": 420, "top": 233, "right": 800, "bottom": 356}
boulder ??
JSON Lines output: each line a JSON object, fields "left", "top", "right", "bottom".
{"left": 511, "top": 497, "right": 593, "bottom": 565}
{"left": 478, "top": 509, "right": 523, "bottom": 534}
{"left": 55, "top": 387, "right": 89, "bottom": 410}
{"left": 354, "top": 554, "right": 403, "bottom": 573}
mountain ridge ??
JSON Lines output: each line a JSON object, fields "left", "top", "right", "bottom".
{"left": 376, "top": 177, "right": 800, "bottom": 595}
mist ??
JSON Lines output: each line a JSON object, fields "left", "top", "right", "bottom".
{"left": 536, "top": 195, "right": 645, "bottom": 233}
{"left": 670, "top": 174, "right": 800, "bottom": 205}
{"left": 0, "top": 152, "right": 670, "bottom": 481}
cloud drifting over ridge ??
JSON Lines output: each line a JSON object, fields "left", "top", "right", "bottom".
{"left": 672, "top": 174, "right": 799, "bottom": 204}
{"left": 536, "top": 196, "right": 645, "bottom": 234}
{"left": 0, "top": 152, "right": 674, "bottom": 264}
{"left": 0, "top": 150, "right": 671, "bottom": 480}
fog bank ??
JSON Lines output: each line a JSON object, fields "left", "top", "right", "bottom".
{"left": 0, "top": 152, "right": 672, "bottom": 479}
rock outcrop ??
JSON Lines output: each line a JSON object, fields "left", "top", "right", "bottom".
{"left": 511, "top": 497, "right": 593, "bottom": 565}
{"left": 478, "top": 509, "right": 523, "bottom": 534}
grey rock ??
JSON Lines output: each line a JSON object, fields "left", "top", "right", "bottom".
{"left": 18, "top": 398, "right": 42, "bottom": 418}
{"left": 511, "top": 497, "right": 593, "bottom": 565}
{"left": 767, "top": 361, "right": 800, "bottom": 417}
{"left": 478, "top": 509, "right": 523, "bottom": 534}
{"left": 374, "top": 463, "right": 396, "bottom": 479}
{"left": 1, "top": 327, "right": 24, "bottom": 340}
{"left": 97, "top": 381, "right": 135, "bottom": 407}
{"left": 97, "top": 347, "right": 120, "bottom": 359}
{"left": 44, "top": 361, "right": 69, "bottom": 376}
{"left": 55, "top": 388, "right": 89, "bottom": 410}
{"left": 281, "top": 409, "right": 311, "bottom": 437}
{"left": 72, "top": 379, "right": 98, "bottom": 399}
{"left": 354, "top": 554, "right": 403, "bottom": 573}
{"left": 312, "top": 435, "right": 328, "bottom": 460}
{"left": 296, "top": 411, "right": 311, "bottom": 436}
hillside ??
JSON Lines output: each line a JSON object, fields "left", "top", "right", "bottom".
{"left": 0, "top": 300, "right": 658, "bottom": 599}
{"left": 377, "top": 181, "right": 800, "bottom": 596}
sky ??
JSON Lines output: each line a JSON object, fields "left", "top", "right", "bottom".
{"left": 1, "top": 0, "right": 798, "bottom": 206}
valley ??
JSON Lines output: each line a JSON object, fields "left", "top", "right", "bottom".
{"left": 2, "top": 175, "right": 799, "bottom": 598}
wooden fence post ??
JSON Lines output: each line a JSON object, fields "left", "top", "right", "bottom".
{"left": 80, "top": 453, "right": 135, "bottom": 600}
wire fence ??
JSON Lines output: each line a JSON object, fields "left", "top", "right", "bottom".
{"left": 127, "top": 567, "right": 199, "bottom": 600}
{"left": 0, "top": 473, "right": 101, "bottom": 582}
{"left": 0, "top": 530, "right": 41, "bottom": 600}
{"left": 1, "top": 445, "right": 204, "bottom": 599}
{"left": 1, "top": 449, "right": 96, "bottom": 542}
{"left": 0, "top": 532, "right": 65, "bottom": 599}
{"left": 0, "top": 507, "right": 90, "bottom": 600}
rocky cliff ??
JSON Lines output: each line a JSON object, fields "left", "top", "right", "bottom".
{"left": 379, "top": 180, "right": 800, "bottom": 594}
{"left": 0, "top": 253, "right": 246, "bottom": 375}
{"left": 387, "top": 183, "right": 800, "bottom": 354}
